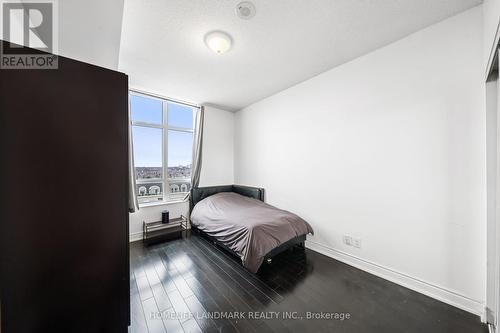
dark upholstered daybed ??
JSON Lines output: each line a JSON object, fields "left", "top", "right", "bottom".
{"left": 190, "top": 185, "right": 313, "bottom": 273}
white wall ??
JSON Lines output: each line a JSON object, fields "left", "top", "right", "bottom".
{"left": 234, "top": 7, "right": 486, "bottom": 316}
{"left": 483, "top": 0, "right": 500, "bottom": 74}
{"left": 2, "top": 0, "right": 124, "bottom": 70}
{"left": 129, "top": 106, "right": 234, "bottom": 241}
{"left": 59, "top": 0, "right": 125, "bottom": 69}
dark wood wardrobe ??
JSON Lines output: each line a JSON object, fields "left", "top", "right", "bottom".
{"left": 0, "top": 42, "right": 130, "bottom": 332}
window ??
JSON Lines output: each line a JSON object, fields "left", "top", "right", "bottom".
{"left": 130, "top": 91, "right": 195, "bottom": 205}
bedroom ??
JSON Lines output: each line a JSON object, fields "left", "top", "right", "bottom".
{"left": 1, "top": 0, "right": 499, "bottom": 332}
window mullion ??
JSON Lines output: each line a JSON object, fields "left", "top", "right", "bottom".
{"left": 131, "top": 121, "right": 163, "bottom": 129}
{"left": 167, "top": 126, "right": 194, "bottom": 133}
{"left": 163, "top": 100, "right": 169, "bottom": 201}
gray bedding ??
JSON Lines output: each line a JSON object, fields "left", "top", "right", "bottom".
{"left": 190, "top": 192, "right": 314, "bottom": 273}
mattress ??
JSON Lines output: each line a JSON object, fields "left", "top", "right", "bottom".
{"left": 190, "top": 192, "right": 313, "bottom": 273}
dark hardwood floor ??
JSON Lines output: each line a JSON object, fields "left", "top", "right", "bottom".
{"left": 130, "top": 233, "right": 487, "bottom": 333}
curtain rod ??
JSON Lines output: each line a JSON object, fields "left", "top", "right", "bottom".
{"left": 129, "top": 88, "right": 201, "bottom": 109}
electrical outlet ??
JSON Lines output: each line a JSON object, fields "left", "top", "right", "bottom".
{"left": 343, "top": 235, "right": 352, "bottom": 246}
{"left": 353, "top": 238, "right": 362, "bottom": 249}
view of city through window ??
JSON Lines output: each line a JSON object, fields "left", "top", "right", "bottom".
{"left": 130, "top": 92, "right": 194, "bottom": 204}
{"left": 134, "top": 166, "right": 192, "bottom": 201}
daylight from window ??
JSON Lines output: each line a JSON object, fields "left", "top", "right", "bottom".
{"left": 130, "top": 93, "right": 194, "bottom": 204}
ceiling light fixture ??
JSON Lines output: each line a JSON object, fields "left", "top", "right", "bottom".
{"left": 204, "top": 31, "right": 232, "bottom": 54}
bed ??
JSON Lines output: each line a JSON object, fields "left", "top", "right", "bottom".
{"left": 190, "top": 185, "right": 313, "bottom": 273}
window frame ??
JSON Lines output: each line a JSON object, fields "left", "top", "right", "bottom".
{"left": 129, "top": 90, "right": 196, "bottom": 205}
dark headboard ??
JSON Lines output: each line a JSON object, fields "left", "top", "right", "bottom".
{"left": 190, "top": 185, "right": 265, "bottom": 211}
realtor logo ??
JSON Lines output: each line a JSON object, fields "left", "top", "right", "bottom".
{"left": 1, "top": 0, "right": 58, "bottom": 69}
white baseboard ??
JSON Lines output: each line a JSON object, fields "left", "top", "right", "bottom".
{"left": 305, "top": 240, "right": 485, "bottom": 319}
{"left": 129, "top": 231, "right": 143, "bottom": 243}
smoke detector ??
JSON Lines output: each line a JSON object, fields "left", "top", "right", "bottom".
{"left": 236, "top": 1, "right": 256, "bottom": 20}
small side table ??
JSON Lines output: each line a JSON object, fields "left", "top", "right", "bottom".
{"left": 143, "top": 215, "right": 188, "bottom": 245}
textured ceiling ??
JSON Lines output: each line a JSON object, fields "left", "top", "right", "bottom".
{"left": 119, "top": 0, "right": 482, "bottom": 111}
